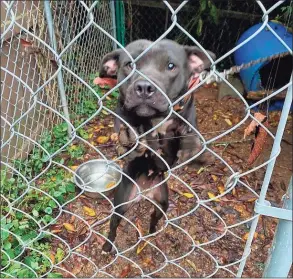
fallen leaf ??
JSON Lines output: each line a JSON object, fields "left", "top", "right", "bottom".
{"left": 119, "top": 264, "right": 131, "bottom": 278}
{"left": 247, "top": 120, "right": 269, "bottom": 165}
{"left": 186, "top": 259, "right": 197, "bottom": 272}
{"left": 234, "top": 204, "right": 250, "bottom": 218}
{"left": 142, "top": 257, "right": 154, "bottom": 267}
{"left": 108, "top": 123, "right": 114, "bottom": 128}
{"left": 217, "top": 184, "right": 225, "bottom": 194}
{"left": 137, "top": 241, "right": 148, "bottom": 254}
{"left": 105, "top": 181, "right": 116, "bottom": 189}
{"left": 70, "top": 166, "right": 78, "bottom": 171}
{"left": 197, "top": 167, "right": 205, "bottom": 174}
{"left": 102, "top": 110, "right": 109, "bottom": 115}
{"left": 63, "top": 223, "right": 76, "bottom": 232}
{"left": 83, "top": 206, "right": 96, "bottom": 217}
{"left": 244, "top": 112, "right": 266, "bottom": 139}
{"left": 181, "top": 192, "right": 194, "bottom": 199}
{"left": 213, "top": 114, "right": 218, "bottom": 121}
{"left": 97, "top": 136, "right": 109, "bottom": 144}
{"left": 71, "top": 261, "right": 83, "bottom": 275}
{"left": 242, "top": 232, "right": 258, "bottom": 241}
{"left": 211, "top": 174, "right": 218, "bottom": 182}
{"left": 224, "top": 119, "right": 233, "bottom": 126}
{"left": 50, "top": 229, "right": 62, "bottom": 234}
{"left": 207, "top": 192, "right": 220, "bottom": 202}
{"left": 110, "top": 133, "right": 118, "bottom": 142}
{"left": 50, "top": 253, "right": 55, "bottom": 264}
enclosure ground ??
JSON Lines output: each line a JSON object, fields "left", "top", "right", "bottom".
{"left": 43, "top": 87, "right": 292, "bottom": 278}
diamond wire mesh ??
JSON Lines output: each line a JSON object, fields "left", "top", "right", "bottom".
{"left": 0, "top": 0, "right": 292, "bottom": 278}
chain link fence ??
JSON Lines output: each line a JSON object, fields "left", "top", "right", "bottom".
{"left": 1, "top": 0, "right": 292, "bottom": 278}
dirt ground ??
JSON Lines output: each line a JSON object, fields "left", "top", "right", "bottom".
{"left": 48, "top": 85, "right": 292, "bottom": 278}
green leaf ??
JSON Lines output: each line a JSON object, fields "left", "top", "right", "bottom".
{"left": 210, "top": 3, "right": 219, "bottom": 24}
{"left": 53, "top": 191, "right": 62, "bottom": 197}
{"left": 66, "top": 182, "right": 76, "bottom": 193}
{"left": 3, "top": 241, "right": 12, "bottom": 250}
{"left": 44, "top": 207, "right": 52, "bottom": 214}
{"left": 49, "top": 200, "right": 57, "bottom": 208}
{"left": 32, "top": 209, "right": 39, "bottom": 217}
{"left": 196, "top": 18, "right": 203, "bottom": 36}
{"left": 200, "top": 0, "right": 206, "bottom": 12}
{"left": 47, "top": 272, "right": 63, "bottom": 278}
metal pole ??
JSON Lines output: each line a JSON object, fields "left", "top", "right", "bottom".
{"left": 237, "top": 78, "right": 292, "bottom": 277}
{"left": 44, "top": 0, "right": 72, "bottom": 136}
{"left": 109, "top": 0, "right": 117, "bottom": 49}
{"left": 263, "top": 177, "right": 292, "bottom": 277}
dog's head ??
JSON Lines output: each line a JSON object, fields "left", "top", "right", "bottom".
{"left": 99, "top": 39, "right": 215, "bottom": 117}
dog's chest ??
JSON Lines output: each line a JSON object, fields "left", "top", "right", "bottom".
{"left": 128, "top": 174, "right": 164, "bottom": 203}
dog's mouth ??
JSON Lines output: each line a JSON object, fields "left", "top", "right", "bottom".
{"left": 135, "top": 104, "right": 157, "bottom": 117}
{"left": 124, "top": 83, "right": 169, "bottom": 117}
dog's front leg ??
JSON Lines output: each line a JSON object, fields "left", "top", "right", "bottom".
{"left": 102, "top": 163, "right": 138, "bottom": 253}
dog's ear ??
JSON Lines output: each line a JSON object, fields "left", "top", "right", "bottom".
{"left": 99, "top": 49, "right": 123, "bottom": 78}
{"left": 184, "top": 46, "right": 216, "bottom": 75}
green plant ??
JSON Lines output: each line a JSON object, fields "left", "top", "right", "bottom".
{"left": 274, "top": 4, "right": 293, "bottom": 26}
{"left": 175, "top": 0, "right": 219, "bottom": 43}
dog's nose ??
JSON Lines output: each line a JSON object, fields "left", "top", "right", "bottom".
{"left": 135, "top": 80, "right": 156, "bottom": 98}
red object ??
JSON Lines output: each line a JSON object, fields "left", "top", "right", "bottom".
{"left": 188, "top": 76, "right": 200, "bottom": 89}
{"left": 93, "top": 77, "right": 117, "bottom": 88}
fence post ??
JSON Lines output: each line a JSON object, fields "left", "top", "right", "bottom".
{"left": 43, "top": 0, "right": 72, "bottom": 137}
{"left": 114, "top": 0, "right": 125, "bottom": 46}
{"left": 109, "top": 0, "right": 117, "bottom": 49}
{"left": 237, "top": 77, "right": 292, "bottom": 277}
{"left": 263, "top": 177, "right": 292, "bottom": 277}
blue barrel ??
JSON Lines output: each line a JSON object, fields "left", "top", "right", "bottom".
{"left": 234, "top": 21, "right": 292, "bottom": 92}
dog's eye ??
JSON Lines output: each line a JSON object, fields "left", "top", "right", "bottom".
{"left": 167, "top": 63, "right": 176, "bottom": 71}
{"left": 125, "top": 62, "right": 133, "bottom": 69}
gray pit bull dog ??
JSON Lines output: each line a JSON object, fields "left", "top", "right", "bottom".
{"left": 99, "top": 39, "right": 215, "bottom": 253}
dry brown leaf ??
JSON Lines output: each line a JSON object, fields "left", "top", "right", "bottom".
{"left": 247, "top": 120, "right": 269, "bottom": 165}
{"left": 137, "top": 241, "right": 148, "bottom": 255}
{"left": 197, "top": 167, "right": 205, "bottom": 174}
{"left": 70, "top": 166, "right": 78, "bottom": 171}
{"left": 83, "top": 206, "right": 96, "bottom": 217}
{"left": 244, "top": 112, "right": 266, "bottom": 139}
{"left": 97, "top": 136, "right": 109, "bottom": 144}
{"left": 181, "top": 192, "right": 194, "bottom": 199}
{"left": 142, "top": 257, "right": 154, "bottom": 267}
{"left": 186, "top": 259, "right": 197, "bottom": 272}
{"left": 208, "top": 192, "right": 220, "bottom": 202}
{"left": 234, "top": 204, "right": 250, "bottom": 218}
{"left": 224, "top": 118, "right": 233, "bottom": 126}
{"left": 50, "top": 253, "right": 55, "bottom": 264}
{"left": 217, "top": 184, "right": 225, "bottom": 194}
{"left": 63, "top": 223, "right": 76, "bottom": 232}
{"left": 110, "top": 133, "right": 118, "bottom": 142}
{"left": 71, "top": 261, "right": 83, "bottom": 275}
{"left": 119, "top": 264, "right": 131, "bottom": 278}
{"left": 211, "top": 174, "right": 218, "bottom": 182}
{"left": 242, "top": 232, "right": 258, "bottom": 241}
{"left": 50, "top": 229, "right": 62, "bottom": 234}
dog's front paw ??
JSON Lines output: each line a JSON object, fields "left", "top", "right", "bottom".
{"left": 102, "top": 241, "right": 114, "bottom": 254}
{"left": 117, "top": 124, "right": 147, "bottom": 160}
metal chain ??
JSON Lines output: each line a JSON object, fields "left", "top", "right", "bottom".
{"left": 200, "top": 51, "right": 292, "bottom": 84}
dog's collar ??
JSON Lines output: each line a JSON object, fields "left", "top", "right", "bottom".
{"left": 173, "top": 76, "right": 200, "bottom": 112}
